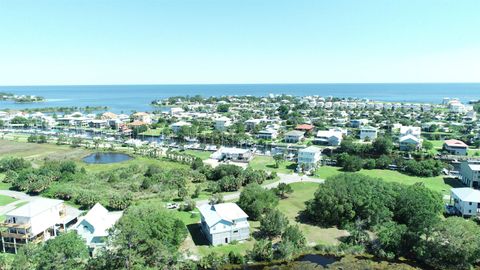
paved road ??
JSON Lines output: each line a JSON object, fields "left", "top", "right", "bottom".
{"left": 196, "top": 173, "right": 324, "bottom": 206}
{"left": 0, "top": 190, "right": 36, "bottom": 216}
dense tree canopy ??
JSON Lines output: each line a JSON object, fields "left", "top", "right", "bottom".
{"left": 98, "top": 203, "right": 187, "bottom": 269}
{"left": 238, "top": 183, "right": 279, "bottom": 220}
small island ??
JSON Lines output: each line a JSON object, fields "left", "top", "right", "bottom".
{"left": 0, "top": 92, "right": 45, "bottom": 103}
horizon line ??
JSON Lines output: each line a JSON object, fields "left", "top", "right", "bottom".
{"left": 1, "top": 81, "right": 480, "bottom": 87}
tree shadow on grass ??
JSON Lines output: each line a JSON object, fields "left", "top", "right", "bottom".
{"left": 443, "top": 177, "right": 465, "bottom": 189}
{"left": 187, "top": 223, "right": 210, "bottom": 246}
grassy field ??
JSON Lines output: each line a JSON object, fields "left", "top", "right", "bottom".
{"left": 0, "top": 139, "right": 92, "bottom": 163}
{"left": 0, "top": 195, "right": 16, "bottom": 206}
{"left": 277, "top": 182, "right": 348, "bottom": 246}
{"left": 182, "top": 150, "right": 212, "bottom": 160}
{"left": 314, "top": 166, "right": 461, "bottom": 195}
{"left": 249, "top": 156, "right": 296, "bottom": 174}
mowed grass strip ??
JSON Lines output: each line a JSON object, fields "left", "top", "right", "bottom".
{"left": 0, "top": 195, "right": 17, "bottom": 206}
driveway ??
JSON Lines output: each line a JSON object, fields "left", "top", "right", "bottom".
{"left": 196, "top": 173, "right": 324, "bottom": 206}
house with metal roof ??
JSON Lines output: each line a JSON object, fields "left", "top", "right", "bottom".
{"left": 460, "top": 161, "right": 480, "bottom": 188}
{"left": 73, "top": 203, "right": 123, "bottom": 256}
{"left": 450, "top": 188, "right": 480, "bottom": 217}
{"left": 198, "top": 203, "right": 250, "bottom": 246}
{"left": 1, "top": 198, "right": 81, "bottom": 253}
{"left": 443, "top": 139, "right": 469, "bottom": 155}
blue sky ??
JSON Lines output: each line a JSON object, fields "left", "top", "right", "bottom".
{"left": 0, "top": 0, "right": 479, "bottom": 85}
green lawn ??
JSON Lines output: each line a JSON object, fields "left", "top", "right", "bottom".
{"left": 140, "top": 128, "right": 163, "bottom": 136}
{"left": 182, "top": 150, "right": 212, "bottom": 160}
{"left": 249, "top": 156, "right": 296, "bottom": 174}
{"left": 314, "top": 166, "right": 462, "bottom": 195}
{"left": 0, "top": 139, "right": 92, "bottom": 163}
{"left": 277, "top": 182, "right": 348, "bottom": 246}
{"left": 0, "top": 195, "right": 16, "bottom": 206}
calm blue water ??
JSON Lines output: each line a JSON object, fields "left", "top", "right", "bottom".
{"left": 0, "top": 83, "right": 479, "bottom": 113}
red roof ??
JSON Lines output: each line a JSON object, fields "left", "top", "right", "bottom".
{"left": 295, "top": 124, "right": 314, "bottom": 131}
{"left": 444, "top": 139, "right": 468, "bottom": 148}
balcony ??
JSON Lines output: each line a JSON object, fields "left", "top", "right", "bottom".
{"left": 0, "top": 222, "right": 31, "bottom": 229}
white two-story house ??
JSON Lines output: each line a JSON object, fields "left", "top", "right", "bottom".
{"left": 451, "top": 188, "right": 480, "bottom": 217}
{"left": 198, "top": 203, "right": 250, "bottom": 246}
{"left": 360, "top": 126, "right": 378, "bottom": 141}
{"left": 460, "top": 161, "right": 480, "bottom": 188}
{"left": 297, "top": 146, "right": 322, "bottom": 173}
{"left": 1, "top": 198, "right": 80, "bottom": 253}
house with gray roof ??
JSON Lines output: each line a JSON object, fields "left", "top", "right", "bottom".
{"left": 198, "top": 203, "right": 249, "bottom": 246}
{"left": 460, "top": 161, "right": 480, "bottom": 188}
{"left": 450, "top": 188, "right": 480, "bottom": 217}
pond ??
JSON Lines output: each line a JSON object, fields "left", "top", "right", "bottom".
{"left": 82, "top": 152, "right": 132, "bottom": 164}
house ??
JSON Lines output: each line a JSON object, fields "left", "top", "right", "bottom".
{"left": 350, "top": 119, "right": 369, "bottom": 128}
{"left": 295, "top": 124, "right": 314, "bottom": 133}
{"left": 360, "top": 126, "right": 378, "bottom": 141}
{"left": 284, "top": 130, "right": 305, "bottom": 143}
{"left": 210, "top": 147, "right": 253, "bottom": 162}
{"left": 314, "top": 129, "right": 343, "bottom": 146}
{"left": 1, "top": 198, "right": 81, "bottom": 253}
{"left": 214, "top": 117, "right": 232, "bottom": 131}
{"left": 450, "top": 188, "right": 480, "bottom": 217}
{"left": 132, "top": 112, "right": 152, "bottom": 124}
{"left": 460, "top": 161, "right": 480, "bottom": 188}
{"left": 74, "top": 203, "right": 123, "bottom": 256}
{"left": 245, "top": 119, "right": 262, "bottom": 131}
{"left": 257, "top": 129, "right": 278, "bottom": 140}
{"left": 100, "top": 112, "right": 118, "bottom": 120}
{"left": 399, "top": 134, "right": 422, "bottom": 151}
{"left": 198, "top": 203, "right": 250, "bottom": 246}
{"left": 400, "top": 126, "right": 421, "bottom": 138}
{"left": 170, "top": 121, "right": 191, "bottom": 133}
{"left": 443, "top": 139, "right": 469, "bottom": 155}
{"left": 88, "top": 119, "right": 108, "bottom": 129}
{"left": 297, "top": 146, "right": 322, "bottom": 173}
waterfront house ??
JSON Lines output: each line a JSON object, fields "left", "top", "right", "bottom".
{"left": 443, "top": 139, "right": 469, "bottom": 155}
{"left": 284, "top": 130, "right": 305, "bottom": 143}
{"left": 314, "top": 129, "right": 343, "bottom": 146}
{"left": 450, "top": 188, "right": 480, "bottom": 217}
{"left": 88, "top": 119, "right": 108, "bottom": 129}
{"left": 460, "top": 161, "right": 480, "bottom": 188}
{"left": 350, "top": 119, "right": 369, "bottom": 128}
{"left": 170, "top": 121, "right": 191, "bottom": 133}
{"left": 214, "top": 116, "right": 232, "bottom": 131}
{"left": 399, "top": 134, "right": 422, "bottom": 151}
{"left": 295, "top": 124, "right": 314, "bottom": 134}
{"left": 198, "top": 203, "right": 250, "bottom": 246}
{"left": 399, "top": 126, "right": 421, "bottom": 138}
{"left": 210, "top": 147, "right": 253, "bottom": 162}
{"left": 100, "top": 112, "right": 118, "bottom": 120}
{"left": 257, "top": 128, "right": 278, "bottom": 140}
{"left": 359, "top": 126, "right": 378, "bottom": 141}
{"left": 1, "top": 198, "right": 80, "bottom": 253}
{"left": 74, "top": 203, "right": 123, "bottom": 256}
{"left": 132, "top": 112, "right": 152, "bottom": 124}
{"left": 297, "top": 146, "right": 322, "bottom": 173}
{"left": 245, "top": 119, "right": 262, "bottom": 130}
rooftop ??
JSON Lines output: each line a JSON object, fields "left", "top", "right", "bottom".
{"left": 7, "top": 198, "right": 63, "bottom": 218}
{"left": 452, "top": 188, "right": 480, "bottom": 202}
{"left": 198, "top": 203, "right": 248, "bottom": 227}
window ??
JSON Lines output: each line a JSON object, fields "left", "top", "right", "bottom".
{"left": 470, "top": 202, "right": 473, "bottom": 205}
